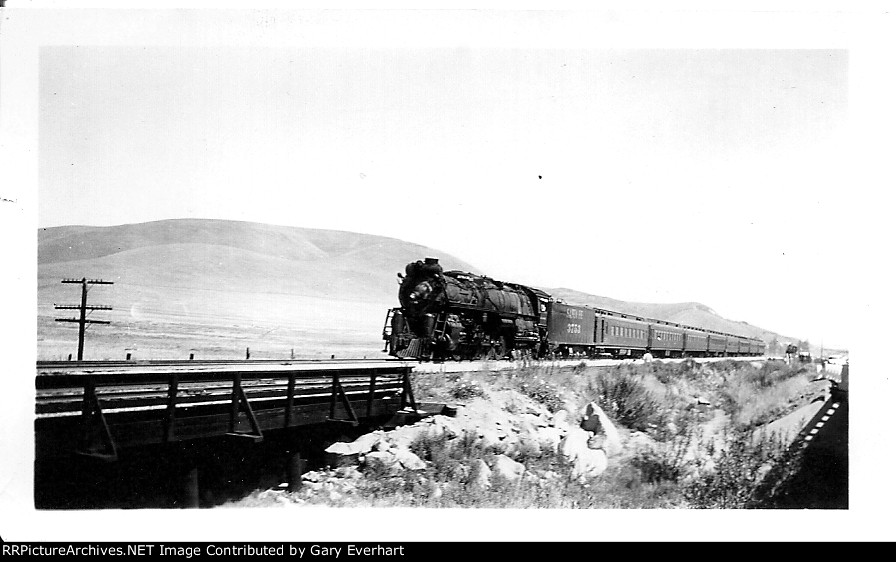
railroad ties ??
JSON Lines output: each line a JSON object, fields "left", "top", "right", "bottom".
{"left": 35, "top": 359, "right": 420, "bottom": 462}
{"left": 792, "top": 363, "right": 848, "bottom": 452}
{"left": 763, "top": 363, "right": 849, "bottom": 508}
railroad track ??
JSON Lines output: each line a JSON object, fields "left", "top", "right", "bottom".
{"left": 37, "top": 376, "right": 401, "bottom": 417}
{"left": 37, "top": 359, "right": 416, "bottom": 415}
{"left": 36, "top": 357, "right": 416, "bottom": 375}
{"left": 35, "top": 358, "right": 421, "bottom": 460}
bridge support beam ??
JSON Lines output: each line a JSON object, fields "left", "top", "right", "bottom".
{"left": 178, "top": 465, "right": 200, "bottom": 509}
{"left": 287, "top": 451, "right": 306, "bottom": 493}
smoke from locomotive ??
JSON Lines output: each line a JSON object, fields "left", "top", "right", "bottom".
{"left": 383, "top": 258, "right": 765, "bottom": 361}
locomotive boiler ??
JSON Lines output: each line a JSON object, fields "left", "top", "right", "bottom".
{"left": 383, "top": 257, "right": 766, "bottom": 361}
{"left": 383, "top": 258, "right": 550, "bottom": 361}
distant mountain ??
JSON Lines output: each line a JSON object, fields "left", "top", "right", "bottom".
{"left": 544, "top": 287, "right": 793, "bottom": 344}
{"left": 37, "top": 218, "right": 817, "bottom": 360}
{"left": 37, "top": 219, "right": 482, "bottom": 360}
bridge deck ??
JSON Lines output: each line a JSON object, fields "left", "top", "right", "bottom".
{"left": 35, "top": 359, "right": 419, "bottom": 460}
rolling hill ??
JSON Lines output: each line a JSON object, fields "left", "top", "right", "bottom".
{"left": 38, "top": 219, "right": 479, "bottom": 360}
{"left": 37, "top": 218, "right": 805, "bottom": 360}
{"left": 39, "top": 218, "right": 478, "bottom": 303}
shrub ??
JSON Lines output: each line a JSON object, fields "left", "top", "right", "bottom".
{"left": 718, "top": 363, "right": 815, "bottom": 429}
{"left": 683, "top": 428, "right": 797, "bottom": 509}
{"left": 631, "top": 437, "right": 692, "bottom": 484}
{"left": 650, "top": 359, "right": 700, "bottom": 384}
{"left": 449, "top": 378, "right": 486, "bottom": 400}
{"left": 518, "top": 378, "right": 566, "bottom": 413}
{"left": 586, "top": 367, "right": 667, "bottom": 433}
{"left": 745, "top": 361, "right": 807, "bottom": 388}
{"left": 411, "top": 371, "right": 451, "bottom": 402}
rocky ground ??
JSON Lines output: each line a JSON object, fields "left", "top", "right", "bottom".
{"left": 226, "top": 360, "right": 831, "bottom": 509}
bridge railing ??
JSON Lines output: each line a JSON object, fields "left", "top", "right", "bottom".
{"left": 35, "top": 360, "right": 417, "bottom": 460}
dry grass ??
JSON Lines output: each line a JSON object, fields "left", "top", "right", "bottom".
{"left": 717, "top": 362, "right": 817, "bottom": 429}
{"left": 242, "top": 359, "right": 820, "bottom": 509}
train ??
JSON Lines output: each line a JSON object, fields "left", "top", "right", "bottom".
{"left": 382, "top": 258, "right": 766, "bottom": 361}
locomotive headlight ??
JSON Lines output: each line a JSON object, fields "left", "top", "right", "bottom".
{"left": 409, "top": 281, "right": 433, "bottom": 303}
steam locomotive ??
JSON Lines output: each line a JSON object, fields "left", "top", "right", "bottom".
{"left": 382, "top": 258, "right": 766, "bottom": 361}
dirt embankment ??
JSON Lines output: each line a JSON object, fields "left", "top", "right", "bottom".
{"left": 227, "top": 359, "right": 830, "bottom": 509}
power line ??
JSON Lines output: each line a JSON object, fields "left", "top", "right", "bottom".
{"left": 55, "top": 278, "right": 113, "bottom": 360}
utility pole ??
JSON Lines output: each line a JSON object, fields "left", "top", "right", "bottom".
{"left": 55, "top": 278, "right": 113, "bottom": 361}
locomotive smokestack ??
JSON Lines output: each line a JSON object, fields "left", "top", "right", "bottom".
{"left": 421, "top": 257, "right": 443, "bottom": 276}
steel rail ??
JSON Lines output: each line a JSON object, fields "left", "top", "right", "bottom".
{"left": 34, "top": 359, "right": 418, "bottom": 460}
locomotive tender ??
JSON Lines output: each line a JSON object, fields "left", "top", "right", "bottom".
{"left": 383, "top": 258, "right": 766, "bottom": 361}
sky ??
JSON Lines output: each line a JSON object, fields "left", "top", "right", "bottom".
{"left": 36, "top": 35, "right": 851, "bottom": 346}
{"left": 2, "top": 4, "right": 895, "bottom": 542}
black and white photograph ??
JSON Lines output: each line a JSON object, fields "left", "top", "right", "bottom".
{"left": 0, "top": 2, "right": 892, "bottom": 544}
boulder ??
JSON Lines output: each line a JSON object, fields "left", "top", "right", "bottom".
{"left": 515, "top": 418, "right": 538, "bottom": 439}
{"left": 476, "top": 426, "right": 502, "bottom": 451}
{"left": 497, "top": 431, "right": 520, "bottom": 455}
{"left": 521, "top": 413, "right": 549, "bottom": 429}
{"left": 301, "top": 470, "right": 324, "bottom": 483}
{"left": 429, "top": 416, "right": 459, "bottom": 439}
{"left": 325, "top": 432, "right": 382, "bottom": 456}
{"left": 338, "top": 479, "right": 358, "bottom": 494}
{"left": 559, "top": 425, "right": 609, "bottom": 478}
{"left": 491, "top": 454, "right": 525, "bottom": 481}
{"left": 394, "top": 449, "right": 427, "bottom": 471}
{"left": 389, "top": 424, "right": 429, "bottom": 450}
{"left": 324, "top": 441, "right": 355, "bottom": 455}
{"left": 559, "top": 426, "right": 591, "bottom": 460}
{"left": 334, "top": 466, "right": 363, "bottom": 480}
{"left": 552, "top": 409, "right": 570, "bottom": 429}
{"left": 626, "top": 431, "right": 656, "bottom": 453}
{"left": 535, "top": 426, "right": 564, "bottom": 453}
{"left": 351, "top": 432, "right": 384, "bottom": 453}
{"left": 572, "top": 448, "right": 609, "bottom": 479}
{"left": 424, "top": 422, "right": 445, "bottom": 440}
{"left": 580, "top": 402, "right": 623, "bottom": 457}
{"left": 323, "top": 444, "right": 361, "bottom": 468}
{"left": 364, "top": 451, "right": 403, "bottom": 476}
